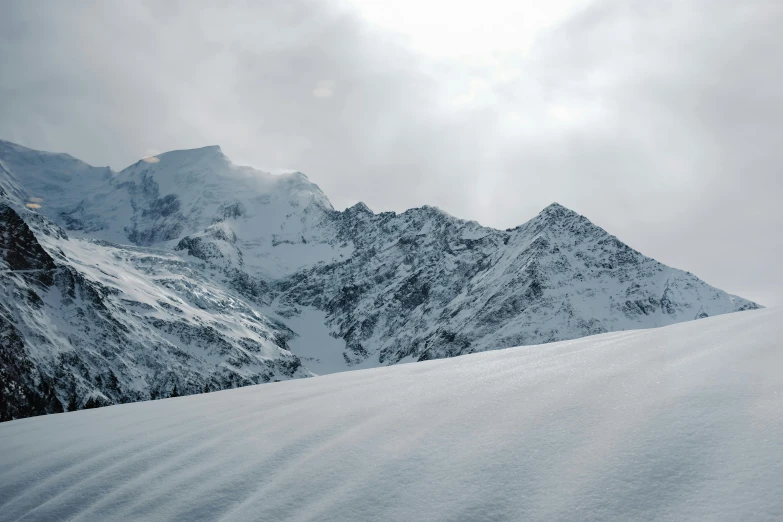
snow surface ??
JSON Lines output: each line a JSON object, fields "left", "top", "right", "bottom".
{"left": 1, "top": 307, "right": 781, "bottom": 521}
{"left": 282, "top": 307, "right": 350, "bottom": 375}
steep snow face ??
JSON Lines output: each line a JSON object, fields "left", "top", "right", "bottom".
{"left": 0, "top": 308, "right": 780, "bottom": 521}
{"left": 111, "top": 146, "right": 338, "bottom": 264}
{"left": 0, "top": 140, "right": 762, "bottom": 419}
{"left": 0, "top": 140, "right": 113, "bottom": 215}
{"left": 0, "top": 204, "right": 309, "bottom": 420}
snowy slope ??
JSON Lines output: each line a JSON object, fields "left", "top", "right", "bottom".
{"left": 0, "top": 140, "right": 113, "bottom": 218}
{"left": 1, "top": 308, "right": 780, "bottom": 521}
{"left": 1, "top": 203, "right": 309, "bottom": 420}
{"left": 0, "top": 139, "right": 762, "bottom": 420}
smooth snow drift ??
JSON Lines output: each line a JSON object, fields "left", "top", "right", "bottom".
{"left": 1, "top": 308, "right": 781, "bottom": 521}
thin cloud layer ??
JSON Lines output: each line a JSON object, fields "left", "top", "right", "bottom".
{"left": 0, "top": 0, "right": 780, "bottom": 305}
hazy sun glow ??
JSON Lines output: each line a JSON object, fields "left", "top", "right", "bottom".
{"left": 313, "top": 80, "right": 336, "bottom": 98}
{"left": 347, "top": 0, "right": 589, "bottom": 57}
{"left": 550, "top": 105, "right": 571, "bottom": 121}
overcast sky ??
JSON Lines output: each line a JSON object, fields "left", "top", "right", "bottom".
{"left": 1, "top": 0, "right": 781, "bottom": 306}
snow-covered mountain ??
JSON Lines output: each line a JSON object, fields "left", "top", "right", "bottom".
{"left": 1, "top": 307, "right": 780, "bottom": 521}
{"left": 0, "top": 139, "right": 760, "bottom": 419}
{"left": 0, "top": 203, "right": 309, "bottom": 421}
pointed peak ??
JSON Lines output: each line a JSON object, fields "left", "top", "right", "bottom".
{"left": 530, "top": 202, "right": 585, "bottom": 225}
{"left": 507, "top": 202, "right": 594, "bottom": 235}
{"left": 539, "top": 202, "right": 578, "bottom": 217}
{"left": 347, "top": 201, "right": 372, "bottom": 214}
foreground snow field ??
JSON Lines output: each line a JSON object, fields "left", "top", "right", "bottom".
{"left": 1, "top": 308, "right": 781, "bottom": 521}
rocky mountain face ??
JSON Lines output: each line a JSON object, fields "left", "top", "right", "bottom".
{"left": 0, "top": 203, "right": 307, "bottom": 421}
{"left": 0, "top": 139, "right": 760, "bottom": 420}
{"left": 280, "top": 202, "right": 759, "bottom": 366}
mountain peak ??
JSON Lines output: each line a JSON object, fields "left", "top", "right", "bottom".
{"left": 346, "top": 201, "right": 372, "bottom": 214}
{"left": 179, "top": 144, "right": 223, "bottom": 155}
{"left": 145, "top": 144, "right": 226, "bottom": 166}
{"left": 530, "top": 202, "right": 588, "bottom": 230}
{"left": 498, "top": 201, "right": 613, "bottom": 247}
{"left": 505, "top": 202, "right": 585, "bottom": 234}
{"left": 539, "top": 202, "right": 578, "bottom": 218}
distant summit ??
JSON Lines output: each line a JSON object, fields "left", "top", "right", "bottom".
{"left": 346, "top": 201, "right": 372, "bottom": 214}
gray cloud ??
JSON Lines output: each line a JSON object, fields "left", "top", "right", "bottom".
{"left": 1, "top": 0, "right": 781, "bottom": 305}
